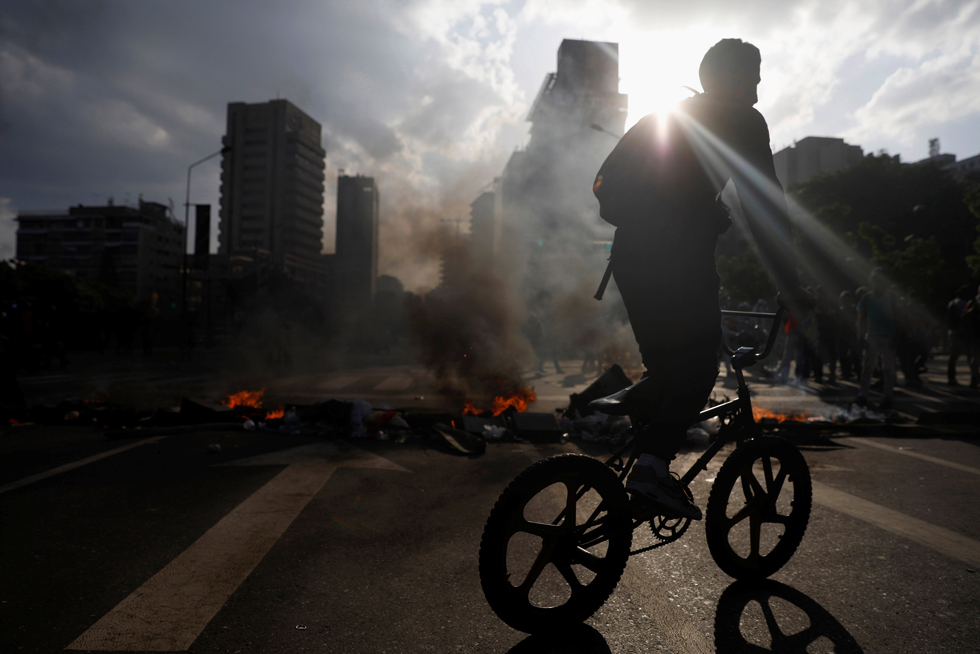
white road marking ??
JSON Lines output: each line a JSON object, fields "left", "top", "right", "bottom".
{"left": 846, "top": 438, "right": 980, "bottom": 476}
{"left": 0, "top": 437, "right": 163, "bottom": 495}
{"left": 66, "top": 444, "right": 408, "bottom": 651}
{"left": 812, "top": 481, "right": 980, "bottom": 568}
{"left": 373, "top": 376, "right": 413, "bottom": 391}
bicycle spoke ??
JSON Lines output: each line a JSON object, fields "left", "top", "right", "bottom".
{"left": 553, "top": 560, "right": 583, "bottom": 590}
{"left": 759, "top": 598, "right": 784, "bottom": 638}
{"left": 517, "top": 518, "right": 564, "bottom": 539}
{"left": 570, "top": 546, "right": 608, "bottom": 574}
{"left": 577, "top": 522, "right": 622, "bottom": 550}
{"left": 563, "top": 480, "right": 580, "bottom": 529}
{"left": 781, "top": 624, "right": 822, "bottom": 649}
{"left": 726, "top": 502, "right": 754, "bottom": 528}
{"left": 769, "top": 465, "right": 788, "bottom": 499}
{"left": 749, "top": 514, "right": 762, "bottom": 560}
{"left": 518, "top": 541, "right": 555, "bottom": 592}
{"left": 746, "top": 465, "right": 768, "bottom": 499}
{"left": 762, "top": 456, "right": 774, "bottom": 491}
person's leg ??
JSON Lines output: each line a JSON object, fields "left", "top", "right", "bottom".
{"left": 970, "top": 342, "right": 980, "bottom": 388}
{"left": 880, "top": 339, "right": 896, "bottom": 402}
{"left": 858, "top": 339, "right": 880, "bottom": 403}
{"left": 948, "top": 335, "right": 962, "bottom": 383}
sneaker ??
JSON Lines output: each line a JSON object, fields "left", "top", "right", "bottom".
{"left": 626, "top": 464, "right": 702, "bottom": 521}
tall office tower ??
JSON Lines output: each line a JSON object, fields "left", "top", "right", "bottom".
{"left": 218, "top": 100, "right": 327, "bottom": 265}
{"left": 335, "top": 174, "right": 379, "bottom": 309}
{"left": 469, "top": 180, "right": 499, "bottom": 258}
{"left": 499, "top": 39, "right": 627, "bottom": 294}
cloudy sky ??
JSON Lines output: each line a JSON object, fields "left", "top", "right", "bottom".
{"left": 2, "top": 0, "right": 979, "bottom": 290}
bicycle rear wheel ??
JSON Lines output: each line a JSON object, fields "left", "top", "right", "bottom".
{"left": 479, "top": 454, "right": 632, "bottom": 633}
{"left": 705, "top": 436, "right": 811, "bottom": 579}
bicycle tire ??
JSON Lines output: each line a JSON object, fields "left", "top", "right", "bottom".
{"left": 705, "top": 436, "right": 811, "bottom": 579}
{"left": 479, "top": 454, "right": 632, "bottom": 633}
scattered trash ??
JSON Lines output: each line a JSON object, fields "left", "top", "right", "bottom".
{"left": 511, "top": 412, "right": 563, "bottom": 442}
{"left": 295, "top": 624, "right": 307, "bottom": 630}
{"left": 565, "top": 365, "right": 633, "bottom": 417}
{"left": 559, "top": 411, "right": 631, "bottom": 444}
{"left": 433, "top": 423, "right": 487, "bottom": 455}
{"left": 207, "top": 443, "right": 222, "bottom": 453}
{"left": 482, "top": 425, "right": 508, "bottom": 441}
{"left": 64, "top": 410, "right": 80, "bottom": 421}
{"left": 243, "top": 419, "right": 256, "bottom": 431}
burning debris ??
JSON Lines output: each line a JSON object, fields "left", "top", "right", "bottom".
{"left": 407, "top": 227, "right": 536, "bottom": 415}
{"left": 752, "top": 404, "right": 889, "bottom": 426}
{"left": 462, "top": 383, "right": 537, "bottom": 416}
{"left": 223, "top": 388, "right": 266, "bottom": 409}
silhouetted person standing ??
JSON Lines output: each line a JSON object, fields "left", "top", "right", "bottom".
{"left": 947, "top": 285, "right": 973, "bottom": 386}
{"left": 592, "top": 39, "right": 803, "bottom": 519}
{"left": 855, "top": 268, "right": 898, "bottom": 411}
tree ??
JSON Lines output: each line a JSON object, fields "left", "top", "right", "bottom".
{"left": 717, "top": 247, "right": 775, "bottom": 304}
{"left": 790, "top": 153, "right": 975, "bottom": 308}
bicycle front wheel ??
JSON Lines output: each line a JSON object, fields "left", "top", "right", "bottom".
{"left": 479, "top": 454, "right": 632, "bottom": 633}
{"left": 705, "top": 436, "right": 811, "bottom": 579}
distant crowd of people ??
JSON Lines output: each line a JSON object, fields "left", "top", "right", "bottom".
{"left": 720, "top": 270, "right": 980, "bottom": 412}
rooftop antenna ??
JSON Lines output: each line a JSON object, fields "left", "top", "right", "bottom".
{"left": 929, "top": 138, "right": 940, "bottom": 158}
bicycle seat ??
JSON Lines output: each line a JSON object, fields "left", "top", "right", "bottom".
{"left": 587, "top": 376, "right": 656, "bottom": 416}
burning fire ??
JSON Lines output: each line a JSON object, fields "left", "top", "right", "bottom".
{"left": 753, "top": 407, "right": 812, "bottom": 423}
{"left": 224, "top": 388, "right": 266, "bottom": 409}
{"left": 463, "top": 386, "right": 537, "bottom": 416}
{"left": 265, "top": 407, "right": 285, "bottom": 420}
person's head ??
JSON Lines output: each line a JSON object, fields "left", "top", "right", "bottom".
{"left": 699, "top": 38, "right": 761, "bottom": 106}
{"left": 839, "top": 290, "right": 854, "bottom": 306}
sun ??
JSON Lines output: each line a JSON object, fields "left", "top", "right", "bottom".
{"left": 617, "top": 33, "right": 711, "bottom": 129}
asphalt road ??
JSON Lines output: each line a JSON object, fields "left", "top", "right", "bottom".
{"left": 3, "top": 415, "right": 980, "bottom": 653}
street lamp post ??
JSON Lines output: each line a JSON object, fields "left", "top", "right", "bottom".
{"left": 182, "top": 146, "right": 230, "bottom": 321}
{"left": 590, "top": 123, "right": 620, "bottom": 139}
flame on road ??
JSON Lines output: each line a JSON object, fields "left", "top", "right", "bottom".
{"left": 224, "top": 388, "right": 266, "bottom": 409}
{"left": 753, "top": 407, "right": 812, "bottom": 423}
{"left": 463, "top": 386, "right": 537, "bottom": 416}
{"left": 265, "top": 406, "right": 285, "bottom": 420}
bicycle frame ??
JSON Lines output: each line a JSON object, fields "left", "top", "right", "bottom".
{"left": 602, "top": 307, "right": 787, "bottom": 488}
{"left": 552, "top": 307, "right": 787, "bottom": 544}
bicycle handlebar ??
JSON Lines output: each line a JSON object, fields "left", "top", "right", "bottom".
{"left": 719, "top": 306, "right": 786, "bottom": 362}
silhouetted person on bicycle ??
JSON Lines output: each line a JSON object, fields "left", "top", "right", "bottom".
{"left": 592, "top": 38, "right": 805, "bottom": 520}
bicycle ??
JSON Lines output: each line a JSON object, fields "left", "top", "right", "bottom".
{"left": 478, "top": 307, "right": 812, "bottom": 634}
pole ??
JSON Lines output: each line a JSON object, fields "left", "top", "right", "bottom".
{"left": 590, "top": 123, "right": 620, "bottom": 139}
{"left": 182, "top": 147, "right": 230, "bottom": 321}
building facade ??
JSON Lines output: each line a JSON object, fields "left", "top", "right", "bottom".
{"left": 498, "top": 39, "right": 627, "bottom": 295}
{"left": 15, "top": 200, "right": 184, "bottom": 303}
{"left": 773, "top": 137, "right": 864, "bottom": 187}
{"left": 218, "top": 99, "right": 327, "bottom": 265}
{"left": 335, "top": 174, "right": 379, "bottom": 310}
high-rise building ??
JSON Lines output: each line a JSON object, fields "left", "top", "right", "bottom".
{"left": 498, "top": 39, "right": 627, "bottom": 295}
{"left": 15, "top": 199, "right": 183, "bottom": 303}
{"left": 469, "top": 180, "right": 499, "bottom": 257}
{"left": 218, "top": 99, "right": 327, "bottom": 264}
{"left": 773, "top": 137, "right": 864, "bottom": 187}
{"left": 335, "top": 174, "right": 379, "bottom": 308}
